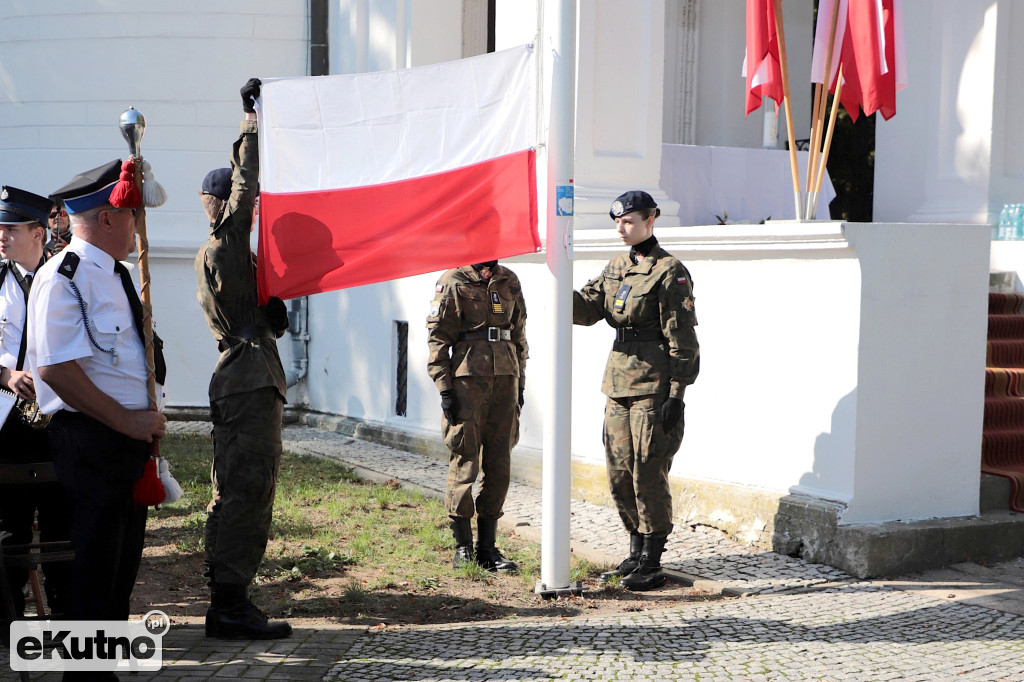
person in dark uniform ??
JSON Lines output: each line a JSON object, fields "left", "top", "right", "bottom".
{"left": 573, "top": 190, "right": 699, "bottom": 591}
{"left": 195, "top": 78, "right": 291, "bottom": 640}
{"left": 0, "top": 186, "right": 71, "bottom": 622}
{"left": 27, "top": 160, "right": 167, "bottom": 638}
{"left": 426, "top": 259, "right": 528, "bottom": 572}
{"left": 45, "top": 199, "right": 71, "bottom": 257}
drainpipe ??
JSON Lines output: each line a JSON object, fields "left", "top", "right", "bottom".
{"left": 285, "top": 297, "right": 309, "bottom": 387}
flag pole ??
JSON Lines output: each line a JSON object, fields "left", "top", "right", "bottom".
{"left": 812, "top": 67, "right": 844, "bottom": 217}
{"left": 536, "top": 0, "right": 580, "bottom": 597}
{"left": 807, "top": 0, "right": 841, "bottom": 219}
{"left": 772, "top": 0, "right": 803, "bottom": 220}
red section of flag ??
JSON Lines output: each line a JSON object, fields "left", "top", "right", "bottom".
{"left": 256, "top": 150, "right": 539, "bottom": 303}
{"left": 745, "top": 0, "right": 783, "bottom": 116}
{"left": 835, "top": 0, "right": 898, "bottom": 122}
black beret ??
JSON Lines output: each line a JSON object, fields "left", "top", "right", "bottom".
{"left": 50, "top": 160, "right": 122, "bottom": 214}
{"left": 609, "top": 190, "right": 658, "bottom": 219}
{"left": 202, "top": 168, "right": 232, "bottom": 201}
{"left": 0, "top": 186, "right": 54, "bottom": 226}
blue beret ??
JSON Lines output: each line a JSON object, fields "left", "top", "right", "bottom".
{"left": 610, "top": 190, "right": 658, "bottom": 219}
{"left": 0, "top": 186, "right": 54, "bottom": 226}
{"left": 202, "top": 168, "right": 232, "bottom": 201}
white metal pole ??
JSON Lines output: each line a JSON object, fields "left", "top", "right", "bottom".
{"left": 537, "top": 0, "right": 577, "bottom": 596}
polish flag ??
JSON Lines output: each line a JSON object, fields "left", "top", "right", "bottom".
{"left": 811, "top": 0, "right": 906, "bottom": 122}
{"left": 255, "top": 45, "right": 540, "bottom": 303}
{"left": 743, "top": 0, "right": 784, "bottom": 116}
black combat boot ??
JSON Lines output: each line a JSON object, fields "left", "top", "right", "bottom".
{"left": 600, "top": 531, "right": 644, "bottom": 582}
{"left": 621, "top": 534, "right": 668, "bottom": 591}
{"left": 450, "top": 518, "right": 475, "bottom": 568}
{"left": 206, "top": 582, "right": 292, "bottom": 640}
{"left": 475, "top": 516, "right": 517, "bottom": 573}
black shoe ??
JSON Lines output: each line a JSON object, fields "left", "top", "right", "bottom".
{"left": 476, "top": 516, "right": 518, "bottom": 572}
{"left": 450, "top": 518, "right": 475, "bottom": 568}
{"left": 621, "top": 534, "right": 668, "bottom": 592}
{"left": 205, "top": 602, "right": 292, "bottom": 640}
{"left": 600, "top": 532, "right": 644, "bottom": 582}
{"left": 476, "top": 545, "right": 518, "bottom": 573}
{"left": 453, "top": 544, "right": 475, "bottom": 568}
{"left": 206, "top": 582, "right": 291, "bottom": 640}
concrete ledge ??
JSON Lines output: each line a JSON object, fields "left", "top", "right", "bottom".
{"left": 774, "top": 494, "right": 1024, "bottom": 578}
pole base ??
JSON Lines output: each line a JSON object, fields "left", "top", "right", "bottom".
{"left": 534, "top": 581, "right": 586, "bottom": 599}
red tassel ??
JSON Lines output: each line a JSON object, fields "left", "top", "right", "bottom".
{"left": 109, "top": 159, "right": 143, "bottom": 209}
{"left": 133, "top": 457, "right": 166, "bottom": 507}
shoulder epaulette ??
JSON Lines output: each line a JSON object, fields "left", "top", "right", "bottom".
{"left": 57, "top": 251, "right": 80, "bottom": 279}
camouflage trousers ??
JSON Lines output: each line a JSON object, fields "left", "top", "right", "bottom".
{"left": 603, "top": 392, "right": 685, "bottom": 536}
{"left": 443, "top": 375, "right": 519, "bottom": 519}
{"left": 206, "top": 386, "right": 284, "bottom": 585}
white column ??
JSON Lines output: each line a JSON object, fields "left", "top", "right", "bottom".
{"left": 875, "top": 0, "right": 1024, "bottom": 225}
{"left": 573, "top": 0, "right": 678, "bottom": 228}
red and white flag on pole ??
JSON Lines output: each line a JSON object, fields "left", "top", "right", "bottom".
{"left": 255, "top": 45, "right": 540, "bottom": 302}
{"left": 743, "top": 0, "right": 784, "bottom": 116}
{"left": 811, "top": 0, "right": 906, "bottom": 121}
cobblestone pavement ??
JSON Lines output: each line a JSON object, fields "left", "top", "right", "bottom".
{"left": 6, "top": 421, "right": 1024, "bottom": 681}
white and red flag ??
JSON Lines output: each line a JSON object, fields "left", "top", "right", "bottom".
{"left": 811, "top": 0, "right": 906, "bottom": 121}
{"left": 255, "top": 44, "right": 540, "bottom": 302}
{"left": 743, "top": 0, "right": 784, "bottom": 116}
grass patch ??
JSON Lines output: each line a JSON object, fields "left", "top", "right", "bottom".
{"left": 148, "top": 433, "right": 604, "bottom": 623}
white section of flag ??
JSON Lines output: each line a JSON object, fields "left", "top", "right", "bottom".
{"left": 811, "top": 0, "right": 848, "bottom": 85}
{"left": 257, "top": 44, "right": 537, "bottom": 195}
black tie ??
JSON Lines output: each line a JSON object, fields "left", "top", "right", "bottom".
{"left": 114, "top": 261, "right": 166, "bottom": 385}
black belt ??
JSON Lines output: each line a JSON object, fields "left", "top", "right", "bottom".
{"left": 458, "top": 327, "right": 512, "bottom": 342}
{"left": 614, "top": 327, "right": 662, "bottom": 342}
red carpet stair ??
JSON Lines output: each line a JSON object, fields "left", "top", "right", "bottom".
{"left": 983, "top": 292, "right": 1024, "bottom": 512}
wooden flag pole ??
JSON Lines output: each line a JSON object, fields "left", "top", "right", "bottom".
{"left": 772, "top": 0, "right": 803, "bottom": 220}
{"left": 812, "top": 67, "right": 845, "bottom": 217}
{"left": 808, "top": 0, "right": 842, "bottom": 219}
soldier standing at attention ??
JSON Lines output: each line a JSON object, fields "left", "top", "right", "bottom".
{"left": 573, "top": 190, "right": 699, "bottom": 591}
{"left": 0, "top": 187, "right": 71, "bottom": 622}
{"left": 195, "top": 78, "right": 291, "bottom": 640}
{"left": 427, "top": 259, "right": 528, "bottom": 572}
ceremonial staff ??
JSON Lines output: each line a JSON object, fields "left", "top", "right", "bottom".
{"left": 119, "top": 107, "right": 171, "bottom": 503}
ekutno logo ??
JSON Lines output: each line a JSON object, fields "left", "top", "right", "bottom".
{"left": 9, "top": 610, "right": 169, "bottom": 673}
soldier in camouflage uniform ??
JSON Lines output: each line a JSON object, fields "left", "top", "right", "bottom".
{"left": 573, "top": 190, "right": 699, "bottom": 591}
{"left": 194, "top": 78, "right": 291, "bottom": 639}
{"left": 427, "top": 260, "right": 528, "bottom": 572}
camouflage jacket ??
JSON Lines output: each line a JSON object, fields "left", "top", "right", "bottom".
{"left": 426, "top": 264, "right": 528, "bottom": 392}
{"left": 573, "top": 241, "right": 699, "bottom": 398}
{"left": 194, "top": 119, "right": 287, "bottom": 402}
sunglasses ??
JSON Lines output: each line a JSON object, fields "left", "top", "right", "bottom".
{"left": 106, "top": 207, "right": 138, "bottom": 217}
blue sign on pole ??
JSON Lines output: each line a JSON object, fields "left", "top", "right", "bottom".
{"left": 556, "top": 184, "right": 574, "bottom": 216}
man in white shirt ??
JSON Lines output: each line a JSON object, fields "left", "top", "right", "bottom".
{"left": 0, "top": 185, "right": 71, "bottom": 623}
{"left": 28, "top": 160, "right": 166, "bottom": 635}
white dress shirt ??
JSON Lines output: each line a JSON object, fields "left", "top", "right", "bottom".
{"left": 0, "top": 261, "right": 31, "bottom": 372}
{"left": 27, "top": 236, "right": 156, "bottom": 414}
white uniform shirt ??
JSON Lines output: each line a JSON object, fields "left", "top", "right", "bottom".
{"left": 0, "top": 262, "right": 31, "bottom": 372}
{"left": 27, "top": 236, "right": 156, "bottom": 414}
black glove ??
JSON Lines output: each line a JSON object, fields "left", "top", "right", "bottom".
{"left": 261, "top": 296, "right": 289, "bottom": 334}
{"left": 518, "top": 386, "right": 525, "bottom": 409}
{"left": 440, "top": 389, "right": 459, "bottom": 422}
{"left": 241, "top": 78, "right": 262, "bottom": 113}
{"left": 660, "top": 397, "right": 684, "bottom": 431}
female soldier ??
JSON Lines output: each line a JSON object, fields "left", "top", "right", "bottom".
{"left": 573, "top": 190, "right": 699, "bottom": 591}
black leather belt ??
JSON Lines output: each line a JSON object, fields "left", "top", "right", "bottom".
{"left": 458, "top": 327, "right": 512, "bottom": 342}
{"left": 614, "top": 327, "right": 662, "bottom": 342}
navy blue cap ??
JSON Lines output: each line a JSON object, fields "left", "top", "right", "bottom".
{"left": 50, "top": 160, "right": 122, "bottom": 214}
{"left": 0, "top": 186, "right": 54, "bottom": 226}
{"left": 609, "top": 190, "right": 658, "bottom": 219}
{"left": 202, "top": 168, "right": 232, "bottom": 201}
